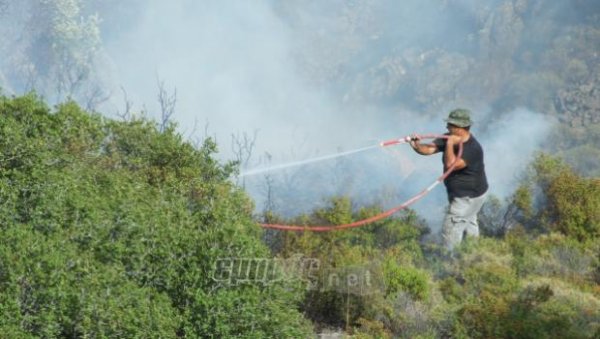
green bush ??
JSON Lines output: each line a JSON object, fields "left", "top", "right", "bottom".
{"left": 383, "top": 259, "right": 430, "bottom": 301}
{"left": 0, "top": 94, "right": 312, "bottom": 337}
{"left": 519, "top": 154, "right": 600, "bottom": 242}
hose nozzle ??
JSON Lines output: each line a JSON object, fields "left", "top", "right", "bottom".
{"left": 380, "top": 139, "right": 401, "bottom": 147}
{"left": 380, "top": 135, "right": 412, "bottom": 147}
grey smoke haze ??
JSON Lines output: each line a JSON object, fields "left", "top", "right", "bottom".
{"left": 102, "top": 0, "right": 343, "bottom": 158}
{"left": 481, "top": 108, "right": 556, "bottom": 198}
{"left": 0, "top": 0, "right": 580, "bottom": 227}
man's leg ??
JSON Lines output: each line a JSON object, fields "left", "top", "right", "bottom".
{"left": 442, "top": 197, "right": 469, "bottom": 251}
{"left": 442, "top": 194, "right": 487, "bottom": 251}
{"left": 463, "top": 193, "right": 487, "bottom": 238}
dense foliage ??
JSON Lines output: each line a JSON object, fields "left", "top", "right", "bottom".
{"left": 264, "top": 154, "right": 600, "bottom": 338}
{"left": 0, "top": 93, "right": 597, "bottom": 337}
{"left": 0, "top": 94, "right": 312, "bottom": 337}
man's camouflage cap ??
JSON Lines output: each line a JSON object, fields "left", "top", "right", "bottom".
{"left": 444, "top": 108, "right": 472, "bottom": 127}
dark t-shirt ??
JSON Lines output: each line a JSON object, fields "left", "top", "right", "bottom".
{"left": 434, "top": 135, "right": 488, "bottom": 200}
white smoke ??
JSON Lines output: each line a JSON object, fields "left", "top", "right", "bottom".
{"left": 479, "top": 108, "right": 556, "bottom": 198}
{"left": 0, "top": 0, "right": 565, "bottom": 229}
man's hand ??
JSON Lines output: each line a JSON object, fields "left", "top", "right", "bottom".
{"left": 409, "top": 134, "right": 438, "bottom": 155}
{"left": 409, "top": 133, "right": 420, "bottom": 149}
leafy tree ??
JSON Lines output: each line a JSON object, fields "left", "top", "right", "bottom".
{"left": 0, "top": 0, "right": 108, "bottom": 108}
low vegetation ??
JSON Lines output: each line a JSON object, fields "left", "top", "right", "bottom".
{"left": 0, "top": 93, "right": 598, "bottom": 337}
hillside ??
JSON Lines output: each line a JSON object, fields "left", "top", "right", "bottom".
{"left": 0, "top": 93, "right": 598, "bottom": 337}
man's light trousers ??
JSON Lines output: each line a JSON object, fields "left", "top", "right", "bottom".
{"left": 442, "top": 193, "right": 487, "bottom": 251}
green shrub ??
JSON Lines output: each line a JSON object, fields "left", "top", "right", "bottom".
{"left": 546, "top": 171, "right": 600, "bottom": 241}
{"left": 383, "top": 259, "right": 430, "bottom": 301}
{"left": 0, "top": 94, "right": 312, "bottom": 337}
{"left": 513, "top": 153, "right": 600, "bottom": 241}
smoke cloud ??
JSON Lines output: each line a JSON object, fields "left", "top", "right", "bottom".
{"left": 0, "top": 0, "right": 587, "bottom": 229}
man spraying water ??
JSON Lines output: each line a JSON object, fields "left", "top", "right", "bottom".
{"left": 257, "top": 110, "right": 486, "bottom": 234}
{"left": 409, "top": 109, "right": 488, "bottom": 251}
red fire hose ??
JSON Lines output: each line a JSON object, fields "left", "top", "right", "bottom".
{"left": 260, "top": 134, "right": 462, "bottom": 232}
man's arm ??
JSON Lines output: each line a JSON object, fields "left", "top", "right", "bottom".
{"left": 444, "top": 136, "right": 466, "bottom": 170}
{"left": 409, "top": 138, "right": 440, "bottom": 155}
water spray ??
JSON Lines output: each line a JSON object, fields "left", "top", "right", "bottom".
{"left": 239, "top": 145, "right": 379, "bottom": 177}
{"left": 239, "top": 134, "right": 446, "bottom": 177}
